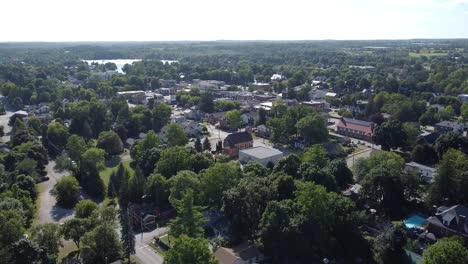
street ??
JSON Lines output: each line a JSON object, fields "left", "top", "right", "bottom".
{"left": 135, "top": 227, "right": 169, "bottom": 264}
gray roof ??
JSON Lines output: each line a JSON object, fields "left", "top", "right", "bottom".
{"left": 239, "top": 146, "right": 282, "bottom": 159}
{"left": 342, "top": 118, "right": 373, "bottom": 127}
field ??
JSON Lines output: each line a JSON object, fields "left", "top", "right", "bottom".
{"left": 99, "top": 158, "right": 134, "bottom": 187}
{"left": 409, "top": 52, "right": 447, "bottom": 58}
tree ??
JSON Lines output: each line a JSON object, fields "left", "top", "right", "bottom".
{"left": 243, "top": 161, "right": 269, "bottom": 177}
{"left": 226, "top": 110, "right": 242, "bottom": 130}
{"left": 130, "top": 130, "right": 161, "bottom": 162}
{"left": 145, "top": 173, "right": 169, "bottom": 207}
{"left": 166, "top": 123, "right": 189, "bottom": 147}
{"left": 223, "top": 177, "right": 277, "bottom": 236}
{"left": 169, "top": 190, "right": 206, "bottom": 238}
{"left": 75, "top": 200, "right": 98, "bottom": 219}
{"left": 80, "top": 225, "right": 122, "bottom": 264}
{"left": 374, "top": 224, "right": 408, "bottom": 264}
{"left": 202, "top": 137, "right": 211, "bottom": 152}
{"left": 62, "top": 218, "right": 87, "bottom": 248}
{"left": 200, "top": 162, "right": 242, "bottom": 207}
{"left": 31, "top": 223, "right": 63, "bottom": 259}
{"left": 0, "top": 210, "right": 24, "bottom": 248}
{"left": 156, "top": 147, "right": 191, "bottom": 178}
{"left": 8, "top": 238, "right": 50, "bottom": 264}
{"left": 327, "top": 159, "right": 354, "bottom": 190}
{"left": 194, "top": 137, "right": 202, "bottom": 152}
{"left": 47, "top": 121, "right": 68, "bottom": 150}
{"left": 421, "top": 238, "right": 468, "bottom": 264}
{"left": 168, "top": 171, "right": 201, "bottom": 204}
{"left": 165, "top": 235, "right": 218, "bottom": 264}
{"left": 199, "top": 93, "right": 214, "bottom": 113}
{"left": 302, "top": 145, "right": 329, "bottom": 167}
{"left": 412, "top": 144, "right": 438, "bottom": 166}
{"left": 257, "top": 107, "right": 267, "bottom": 125}
{"left": 299, "top": 163, "right": 337, "bottom": 191}
{"left": 152, "top": 103, "right": 172, "bottom": 131}
{"left": 402, "top": 122, "right": 420, "bottom": 150}
{"left": 120, "top": 211, "right": 135, "bottom": 262}
{"left": 66, "top": 134, "right": 87, "bottom": 162}
{"left": 80, "top": 147, "right": 105, "bottom": 171}
{"left": 296, "top": 113, "right": 328, "bottom": 144}
{"left": 434, "top": 132, "right": 468, "bottom": 158}
{"left": 53, "top": 176, "right": 80, "bottom": 208}
{"left": 372, "top": 120, "right": 407, "bottom": 151}
{"left": 128, "top": 170, "right": 146, "bottom": 203}
{"left": 97, "top": 130, "right": 123, "bottom": 155}
{"left": 137, "top": 147, "right": 162, "bottom": 177}
{"left": 461, "top": 103, "right": 468, "bottom": 122}
{"left": 273, "top": 154, "right": 301, "bottom": 178}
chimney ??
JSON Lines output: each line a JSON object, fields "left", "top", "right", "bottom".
{"left": 458, "top": 215, "right": 466, "bottom": 232}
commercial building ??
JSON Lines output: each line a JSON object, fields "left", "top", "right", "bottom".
{"left": 336, "top": 118, "right": 374, "bottom": 141}
{"left": 238, "top": 146, "right": 283, "bottom": 167}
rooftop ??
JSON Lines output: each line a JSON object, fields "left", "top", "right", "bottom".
{"left": 239, "top": 146, "right": 282, "bottom": 159}
{"left": 224, "top": 131, "right": 253, "bottom": 146}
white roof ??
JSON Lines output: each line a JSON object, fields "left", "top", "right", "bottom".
{"left": 406, "top": 162, "right": 436, "bottom": 172}
{"left": 239, "top": 146, "right": 282, "bottom": 159}
{"left": 325, "top": 92, "right": 337, "bottom": 97}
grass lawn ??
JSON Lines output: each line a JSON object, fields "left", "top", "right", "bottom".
{"left": 58, "top": 241, "right": 78, "bottom": 262}
{"left": 99, "top": 159, "right": 134, "bottom": 187}
{"left": 409, "top": 52, "right": 447, "bottom": 58}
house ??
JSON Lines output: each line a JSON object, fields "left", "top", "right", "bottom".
{"left": 239, "top": 146, "right": 283, "bottom": 167}
{"left": 206, "top": 111, "right": 227, "bottom": 125}
{"left": 270, "top": 74, "right": 284, "bottom": 81}
{"left": 240, "top": 112, "right": 255, "bottom": 126}
{"left": 223, "top": 131, "right": 253, "bottom": 157}
{"left": 309, "top": 89, "right": 327, "bottom": 100}
{"left": 214, "top": 243, "right": 264, "bottom": 264}
{"left": 405, "top": 162, "right": 436, "bottom": 183}
{"left": 336, "top": 118, "right": 374, "bottom": 141}
{"left": 300, "top": 100, "right": 326, "bottom": 111}
{"left": 457, "top": 94, "right": 468, "bottom": 103}
{"left": 255, "top": 125, "right": 271, "bottom": 138}
{"left": 117, "top": 90, "right": 146, "bottom": 104}
{"left": 416, "top": 131, "right": 441, "bottom": 145}
{"left": 427, "top": 205, "right": 468, "bottom": 240}
{"left": 434, "top": 121, "right": 464, "bottom": 134}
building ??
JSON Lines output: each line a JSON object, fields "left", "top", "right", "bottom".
{"left": 239, "top": 146, "right": 283, "bottom": 167}
{"left": 457, "top": 94, "right": 468, "bottom": 103}
{"left": 214, "top": 243, "right": 264, "bottom": 264}
{"left": 117, "top": 90, "right": 146, "bottom": 104}
{"left": 206, "top": 111, "right": 227, "bottom": 126}
{"left": 427, "top": 205, "right": 468, "bottom": 240}
{"left": 405, "top": 162, "right": 436, "bottom": 183}
{"left": 270, "top": 74, "right": 284, "bottom": 81}
{"left": 300, "top": 100, "right": 326, "bottom": 111}
{"left": 223, "top": 131, "right": 253, "bottom": 157}
{"left": 254, "top": 125, "right": 271, "bottom": 138}
{"left": 336, "top": 118, "right": 374, "bottom": 141}
{"left": 434, "top": 121, "right": 464, "bottom": 134}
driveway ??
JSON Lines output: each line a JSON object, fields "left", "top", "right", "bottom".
{"left": 0, "top": 110, "right": 13, "bottom": 142}
{"left": 37, "top": 161, "right": 74, "bottom": 224}
{"left": 135, "top": 227, "right": 169, "bottom": 264}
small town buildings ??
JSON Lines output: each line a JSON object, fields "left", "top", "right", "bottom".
{"left": 417, "top": 131, "right": 441, "bottom": 145}
{"left": 434, "top": 121, "right": 464, "bottom": 134}
{"left": 254, "top": 125, "right": 271, "bottom": 138}
{"left": 427, "top": 205, "right": 468, "bottom": 240}
{"left": 336, "top": 118, "right": 374, "bottom": 141}
{"left": 117, "top": 90, "right": 146, "bottom": 104}
{"left": 300, "top": 100, "right": 326, "bottom": 111}
{"left": 206, "top": 111, "right": 227, "bottom": 126}
{"left": 223, "top": 131, "right": 253, "bottom": 157}
{"left": 405, "top": 162, "right": 436, "bottom": 183}
{"left": 238, "top": 146, "right": 283, "bottom": 167}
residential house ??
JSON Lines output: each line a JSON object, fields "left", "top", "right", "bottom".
{"left": 223, "top": 131, "right": 253, "bottom": 157}
{"left": 457, "top": 94, "right": 468, "bottom": 103}
{"left": 427, "top": 205, "right": 468, "bottom": 240}
{"left": 206, "top": 111, "right": 227, "bottom": 125}
{"left": 416, "top": 131, "right": 441, "bottom": 145}
{"left": 434, "top": 121, "right": 464, "bottom": 134}
{"left": 240, "top": 112, "right": 255, "bottom": 126}
{"left": 214, "top": 243, "right": 265, "bottom": 264}
{"left": 117, "top": 90, "right": 146, "bottom": 104}
{"left": 300, "top": 100, "right": 326, "bottom": 111}
{"left": 336, "top": 118, "right": 374, "bottom": 141}
{"left": 255, "top": 125, "right": 271, "bottom": 138}
{"left": 405, "top": 162, "right": 436, "bottom": 183}
{"left": 270, "top": 74, "right": 284, "bottom": 81}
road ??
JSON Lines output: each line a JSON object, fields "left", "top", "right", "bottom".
{"left": 0, "top": 110, "right": 13, "bottom": 143}
{"left": 37, "top": 161, "right": 73, "bottom": 224}
{"left": 135, "top": 227, "right": 169, "bottom": 264}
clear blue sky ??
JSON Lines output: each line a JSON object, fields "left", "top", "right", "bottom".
{"left": 0, "top": 0, "right": 467, "bottom": 41}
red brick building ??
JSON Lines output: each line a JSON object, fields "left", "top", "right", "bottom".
{"left": 336, "top": 118, "right": 374, "bottom": 141}
{"left": 223, "top": 131, "right": 253, "bottom": 157}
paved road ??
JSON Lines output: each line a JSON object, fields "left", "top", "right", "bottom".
{"left": 0, "top": 110, "right": 13, "bottom": 143}
{"left": 37, "top": 161, "right": 73, "bottom": 224}
{"left": 135, "top": 227, "right": 169, "bottom": 264}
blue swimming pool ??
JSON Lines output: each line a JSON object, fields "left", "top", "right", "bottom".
{"left": 404, "top": 215, "right": 426, "bottom": 229}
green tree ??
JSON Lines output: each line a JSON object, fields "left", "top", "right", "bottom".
{"left": 80, "top": 225, "right": 122, "bottom": 264}
{"left": 199, "top": 93, "right": 214, "bottom": 113}
{"left": 166, "top": 123, "right": 189, "bottom": 147}
{"left": 165, "top": 235, "right": 218, "bottom": 264}
{"left": 31, "top": 223, "right": 63, "bottom": 259}
{"left": 461, "top": 103, "right": 468, "bottom": 122}
{"left": 62, "top": 218, "right": 87, "bottom": 248}
{"left": 156, "top": 147, "right": 191, "bottom": 178}
{"left": 120, "top": 211, "right": 135, "bottom": 262}
{"left": 168, "top": 170, "right": 201, "bottom": 204}
{"left": 226, "top": 110, "right": 242, "bottom": 130}
{"left": 169, "top": 190, "right": 206, "bottom": 238}
{"left": 327, "top": 159, "right": 354, "bottom": 190}
{"left": 66, "top": 134, "right": 87, "bottom": 162}
{"left": 80, "top": 147, "right": 105, "bottom": 170}
{"left": 47, "top": 121, "right": 68, "bottom": 149}
{"left": 372, "top": 120, "right": 407, "bottom": 151}
{"left": 421, "top": 238, "right": 468, "bottom": 264}
{"left": 200, "top": 162, "right": 242, "bottom": 207}
{"left": 130, "top": 130, "right": 161, "bottom": 162}
{"left": 374, "top": 224, "right": 408, "bottom": 264}
{"left": 53, "top": 176, "right": 80, "bottom": 208}
{"left": 8, "top": 238, "right": 50, "bottom": 264}
{"left": 296, "top": 113, "right": 328, "bottom": 144}
{"left": 273, "top": 154, "right": 301, "bottom": 178}
{"left": 194, "top": 137, "right": 202, "bottom": 152}
{"left": 97, "top": 130, "right": 123, "bottom": 155}
{"left": 152, "top": 103, "right": 172, "bottom": 131}
{"left": 145, "top": 173, "right": 169, "bottom": 207}
{"left": 0, "top": 210, "right": 25, "bottom": 248}
{"left": 302, "top": 145, "right": 329, "bottom": 167}
{"left": 202, "top": 137, "right": 211, "bottom": 152}
{"left": 75, "top": 200, "right": 98, "bottom": 219}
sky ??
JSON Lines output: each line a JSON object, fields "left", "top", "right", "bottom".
{"left": 0, "top": 0, "right": 467, "bottom": 41}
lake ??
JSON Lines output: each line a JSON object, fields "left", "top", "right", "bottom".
{"left": 83, "top": 59, "right": 179, "bottom": 74}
